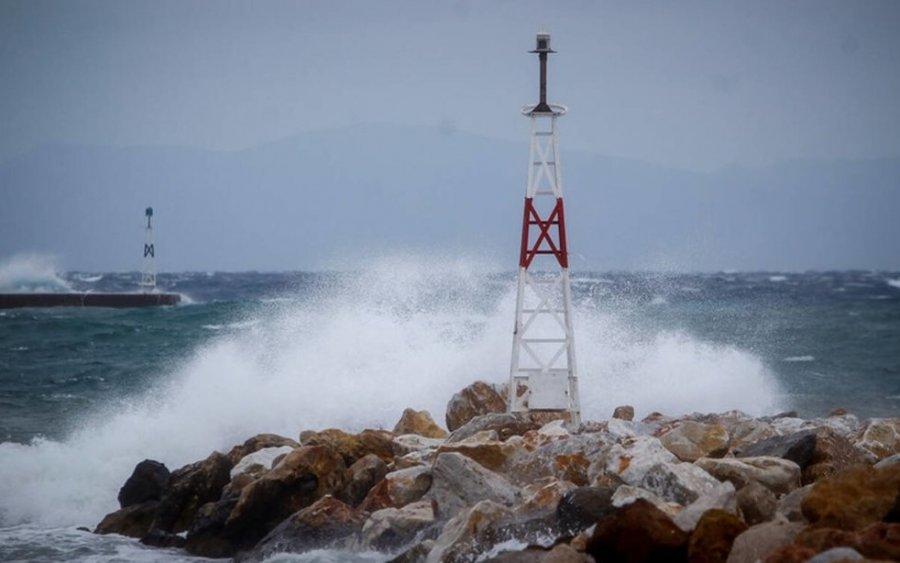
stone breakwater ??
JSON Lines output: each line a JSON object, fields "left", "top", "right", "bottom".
{"left": 94, "top": 381, "right": 900, "bottom": 562}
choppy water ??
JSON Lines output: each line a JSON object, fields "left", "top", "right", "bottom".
{"left": 0, "top": 257, "right": 898, "bottom": 561}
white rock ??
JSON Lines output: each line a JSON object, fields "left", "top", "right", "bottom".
{"left": 536, "top": 419, "right": 570, "bottom": 438}
{"left": 426, "top": 500, "right": 512, "bottom": 563}
{"left": 696, "top": 456, "right": 801, "bottom": 495}
{"left": 611, "top": 485, "right": 682, "bottom": 519}
{"left": 673, "top": 480, "right": 737, "bottom": 532}
{"left": 817, "top": 413, "right": 860, "bottom": 437}
{"left": 607, "top": 418, "right": 640, "bottom": 440}
{"left": 429, "top": 452, "right": 520, "bottom": 520}
{"left": 394, "top": 434, "right": 445, "bottom": 453}
{"left": 771, "top": 417, "right": 816, "bottom": 436}
{"left": 230, "top": 446, "right": 295, "bottom": 479}
{"left": 639, "top": 462, "right": 725, "bottom": 506}
{"left": 383, "top": 465, "right": 433, "bottom": 507}
{"left": 360, "top": 500, "right": 434, "bottom": 550}
{"left": 592, "top": 435, "right": 678, "bottom": 486}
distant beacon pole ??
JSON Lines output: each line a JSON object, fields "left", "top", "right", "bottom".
{"left": 140, "top": 207, "right": 157, "bottom": 292}
{"left": 508, "top": 33, "right": 581, "bottom": 426}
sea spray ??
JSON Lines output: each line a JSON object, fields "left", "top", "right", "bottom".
{"left": 0, "top": 257, "right": 787, "bottom": 530}
{"left": 0, "top": 253, "right": 72, "bottom": 293}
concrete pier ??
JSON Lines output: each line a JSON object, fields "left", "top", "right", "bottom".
{"left": 0, "top": 293, "right": 181, "bottom": 309}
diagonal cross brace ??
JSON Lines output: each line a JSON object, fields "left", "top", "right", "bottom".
{"left": 519, "top": 198, "right": 569, "bottom": 268}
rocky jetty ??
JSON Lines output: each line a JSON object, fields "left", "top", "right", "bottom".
{"left": 94, "top": 382, "right": 900, "bottom": 562}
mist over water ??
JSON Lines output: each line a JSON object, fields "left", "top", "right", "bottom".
{"left": 0, "top": 257, "right": 792, "bottom": 530}
{"left": 0, "top": 254, "right": 72, "bottom": 293}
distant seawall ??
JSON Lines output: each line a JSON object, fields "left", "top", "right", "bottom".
{"left": 0, "top": 293, "right": 180, "bottom": 308}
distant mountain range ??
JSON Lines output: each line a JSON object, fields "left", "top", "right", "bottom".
{"left": 2, "top": 124, "right": 898, "bottom": 271}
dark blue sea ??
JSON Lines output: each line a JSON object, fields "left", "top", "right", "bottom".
{"left": 1, "top": 259, "right": 898, "bottom": 561}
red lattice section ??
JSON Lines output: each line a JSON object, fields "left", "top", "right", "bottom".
{"left": 519, "top": 197, "right": 569, "bottom": 269}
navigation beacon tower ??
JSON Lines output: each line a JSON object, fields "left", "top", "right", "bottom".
{"left": 140, "top": 207, "right": 157, "bottom": 292}
{"left": 508, "top": 33, "right": 581, "bottom": 426}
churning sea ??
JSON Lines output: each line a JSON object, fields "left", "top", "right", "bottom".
{"left": 1, "top": 257, "right": 898, "bottom": 561}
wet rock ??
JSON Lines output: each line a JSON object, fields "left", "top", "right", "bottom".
{"left": 226, "top": 433, "right": 299, "bottom": 465}
{"left": 230, "top": 446, "right": 295, "bottom": 479}
{"left": 117, "top": 460, "right": 170, "bottom": 508}
{"left": 687, "top": 509, "right": 747, "bottom": 563}
{"left": 387, "top": 540, "right": 434, "bottom": 563}
{"left": 437, "top": 438, "right": 519, "bottom": 473}
{"left": 613, "top": 405, "right": 635, "bottom": 421}
{"left": 776, "top": 483, "right": 813, "bottom": 523}
{"left": 426, "top": 500, "right": 512, "bottom": 563}
{"left": 611, "top": 485, "right": 683, "bottom": 520}
{"left": 807, "top": 547, "right": 864, "bottom": 562}
{"left": 94, "top": 500, "right": 159, "bottom": 538}
{"left": 586, "top": 498, "right": 689, "bottom": 563}
{"left": 300, "top": 428, "right": 396, "bottom": 466}
{"left": 484, "top": 543, "right": 592, "bottom": 563}
{"left": 225, "top": 445, "right": 347, "bottom": 546}
{"left": 593, "top": 435, "right": 679, "bottom": 486}
{"left": 659, "top": 421, "right": 730, "bottom": 462}
{"left": 360, "top": 465, "right": 432, "bottom": 512}
{"left": 518, "top": 478, "right": 577, "bottom": 516}
{"left": 557, "top": 485, "right": 617, "bottom": 534}
{"left": 854, "top": 418, "right": 900, "bottom": 461}
{"left": 509, "top": 431, "right": 610, "bottom": 487}
{"left": 734, "top": 429, "right": 816, "bottom": 468}
{"left": 140, "top": 528, "right": 186, "bottom": 548}
{"left": 151, "top": 451, "right": 232, "bottom": 533}
{"left": 445, "top": 381, "right": 507, "bottom": 432}
{"left": 237, "top": 496, "right": 366, "bottom": 562}
{"left": 875, "top": 452, "right": 900, "bottom": 469}
{"left": 713, "top": 412, "right": 777, "bottom": 448}
{"left": 695, "top": 456, "right": 801, "bottom": 495}
{"left": 393, "top": 408, "right": 448, "bottom": 439}
{"left": 639, "top": 461, "right": 727, "bottom": 506}
{"left": 430, "top": 452, "right": 520, "bottom": 520}
{"left": 340, "top": 453, "right": 388, "bottom": 507}
{"left": 736, "top": 479, "right": 777, "bottom": 525}
{"left": 763, "top": 544, "right": 818, "bottom": 563}
{"left": 446, "top": 412, "right": 541, "bottom": 443}
{"left": 802, "top": 427, "right": 869, "bottom": 484}
{"left": 801, "top": 464, "right": 900, "bottom": 530}
{"left": 360, "top": 500, "right": 435, "bottom": 551}
{"left": 725, "top": 521, "right": 805, "bottom": 563}
{"left": 184, "top": 496, "right": 239, "bottom": 557}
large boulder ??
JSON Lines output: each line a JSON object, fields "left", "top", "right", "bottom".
{"left": 658, "top": 421, "right": 730, "bottom": 462}
{"left": 735, "top": 479, "right": 777, "bottom": 525}
{"left": 639, "top": 461, "right": 727, "bottom": 506}
{"left": 236, "top": 496, "right": 366, "bottom": 562}
{"left": 393, "top": 408, "right": 448, "bottom": 439}
{"left": 801, "top": 464, "right": 900, "bottom": 530}
{"left": 230, "top": 446, "right": 295, "bottom": 480}
{"left": 151, "top": 451, "right": 233, "bottom": 533}
{"left": 226, "top": 433, "right": 300, "bottom": 465}
{"left": 673, "top": 480, "right": 737, "bottom": 532}
{"left": 802, "top": 427, "right": 869, "bottom": 484}
{"left": 794, "top": 522, "right": 900, "bottom": 561}
{"left": 429, "top": 452, "right": 520, "bottom": 520}
{"left": 445, "top": 381, "right": 507, "bottom": 432}
{"left": 695, "top": 456, "right": 801, "bottom": 495}
{"left": 117, "top": 460, "right": 170, "bottom": 508}
{"left": 446, "top": 412, "right": 541, "bottom": 444}
{"left": 586, "top": 498, "right": 689, "bottom": 563}
{"left": 359, "top": 465, "right": 432, "bottom": 512}
{"left": 592, "top": 435, "right": 678, "bottom": 486}
{"left": 724, "top": 521, "right": 805, "bottom": 563}
{"left": 340, "top": 453, "right": 388, "bottom": 507}
{"left": 359, "top": 500, "right": 435, "bottom": 551}
{"left": 556, "top": 485, "right": 617, "bottom": 534}
{"left": 224, "top": 445, "right": 347, "bottom": 546}
{"left": 733, "top": 429, "right": 817, "bottom": 468}
{"left": 854, "top": 418, "right": 900, "bottom": 461}
{"left": 612, "top": 405, "right": 635, "bottom": 421}
{"left": 300, "top": 428, "right": 396, "bottom": 466}
{"left": 426, "top": 500, "right": 512, "bottom": 563}
{"left": 437, "top": 438, "right": 520, "bottom": 474}
{"left": 687, "top": 509, "right": 748, "bottom": 563}
{"left": 711, "top": 411, "right": 777, "bottom": 448}
{"left": 94, "top": 500, "right": 159, "bottom": 538}
{"left": 776, "top": 483, "right": 814, "bottom": 523}
{"left": 507, "top": 431, "right": 611, "bottom": 487}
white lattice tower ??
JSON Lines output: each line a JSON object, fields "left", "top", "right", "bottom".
{"left": 139, "top": 206, "right": 157, "bottom": 292}
{"left": 508, "top": 33, "right": 581, "bottom": 426}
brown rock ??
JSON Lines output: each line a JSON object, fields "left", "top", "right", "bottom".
{"left": 226, "top": 433, "right": 300, "bottom": 465}
{"left": 776, "top": 483, "right": 813, "bottom": 523}
{"left": 659, "top": 421, "right": 730, "bottom": 462}
{"left": 393, "top": 408, "right": 448, "bottom": 439}
{"left": 855, "top": 418, "right": 900, "bottom": 461}
{"left": 795, "top": 522, "right": 900, "bottom": 560}
{"left": 484, "top": 544, "right": 593, "bottom": 563}
{"left": 117, "top": 460, "right": 170, "bottom": 508}
{"left": 358, "top": 466, "right": 432, "bottom": 512}
{"left": 445, "top": 381, "right": 507, "bottom": 432}
{"left": 300, "top": 428, "right": 396, "bottom": 466}
{"left": 761, "top": 544, "right": 817, "bottom": 563}
{"left": 736, "top": 480, "right": 778, "bottom": 525}
{"left": 446, "top": 412, "right": 543, "bottom": 443}
{"left": 437, "top": 439, "right": 518, "bottom": 473}
{"left": 586, "top": 498, "right": 689, "bottom": 563}
{"left": 94, "top": 500, "right": 159, "bottom": 538}
{"left": 801, "top": 464, "right": 900, "bottom": 530}
{"left": 725, "top": 521, "right": 805, "bottom": 563}
{"left": 687, "top": 509, "right": 748, "bottom": 563}
{"left": 613, "top": 405, "right": 635, "bottom": 421}
{"left": 225, "top": 445, "right": 347, "bottom": 544}
{"left": 237, "top": 496, "right": 366, "bottom": 562}
{"left": 340, "top": 453, "right": 388, "bottom": 507}
{"left": 802, "top": 427, "right": 868, "bottom": 485}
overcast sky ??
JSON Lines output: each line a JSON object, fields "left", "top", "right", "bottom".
{"left": 3, "top": 0, "right": 900, "bottom": 171}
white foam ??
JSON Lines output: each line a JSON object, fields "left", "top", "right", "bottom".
{"left": 783, "top": 355, "right": 815, "bottom": 363}
{"left": 0, "top": 256, "right": 787, "bottom": 529}
{"left": 768, "top": 275, "right": 787, "bottom": 282}
{"left": 0, "top": 253, "right": 72, "bottom": 293}
{"left": 887, "top": 278, "right": 900, "bottom": 289}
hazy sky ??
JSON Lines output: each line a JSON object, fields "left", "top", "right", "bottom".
{"left": 3, "top": 0, "right": 900, "bottom": 171}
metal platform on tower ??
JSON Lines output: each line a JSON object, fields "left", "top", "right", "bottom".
{"left": 508, "top": 32, "right": 581, "bottom": 426}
